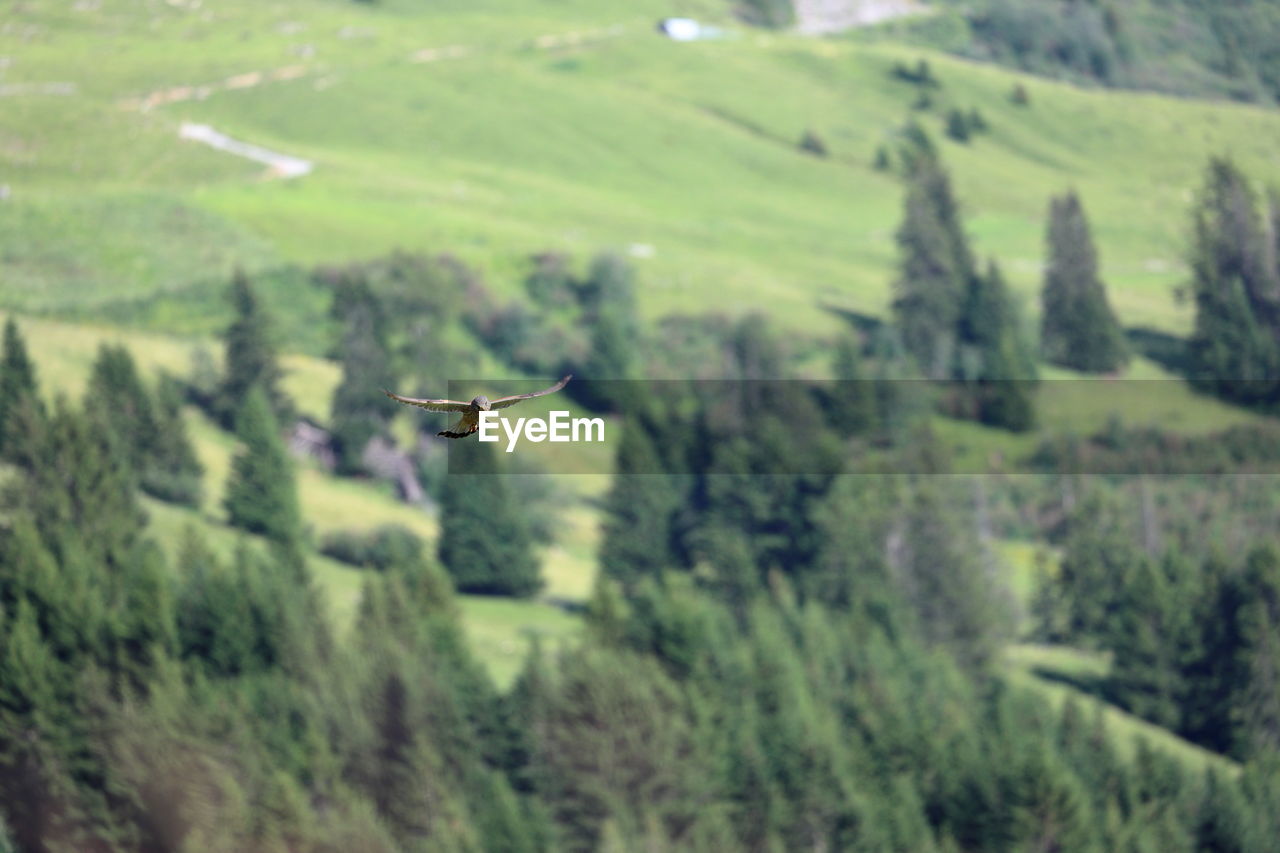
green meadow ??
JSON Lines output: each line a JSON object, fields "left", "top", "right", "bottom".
{"left": 4, "top": 0, "right": 1280, "bottom": 336}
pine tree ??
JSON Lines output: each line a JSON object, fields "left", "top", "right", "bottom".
{"left": 869, "top": 326, "right": 931, "bottom": 446}
{"left": 823, "top": 332, "right": 877, "bottom": 437}
{"left": 1105, "top": 552, "right": 1197, "bottom": 730}
{"left": 84, "top": 346, "right": 204, "bottom": 507}
{"left": 438, "top": 440, "right": 541, "bottom": 597}
{"left": 1041, "top": 191, "right": 1128, "bottom": 373}
{"left": 892, "top": 145, "right": 975, "bottom": 379}
{"left": 1182, "top": 554, "right": 1252, "bottom": 755}
{"left": 218, "top": 269, "right": 292, "bottom": 427}
{"left": 960, "top": 260, "right": 1038, "bottom": 431}
{"left": 892, "top": 478, "right": 1010, "bottom": 672}
{"left": 0, "top": 316, "right": 40, "bottom": 458}
{"left": 145, "top": 372, "right": 204, "bottom": 507}
{"left": 329, "top": 276, "right": 399, "bottom": 475}
{"left": 223, "top": 385, "right": 303, "bottom": 554}
{"left": 1187, "top": 157, "right": 1280, "bottom": 407}
{"left": 576, "top": 253, "right": 640, "bottom": 411}
{"left": 85, "top": 343, "right": 157, "bottom": 479}
{"left": 1237, "top": 545, "right": 1280, "bottom": 754}
{"left": 599, "top": 418, "right": 680, "bottom": 590}
{"left": 9, "top": 397, "right": 147, "bottom": 569}
{"left": 809, "top": 474, "right": 897, "bottom": 614}
{"left": 1053, "top": 490, "right": 1140, "bottom": 644}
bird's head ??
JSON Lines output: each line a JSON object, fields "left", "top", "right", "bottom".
{"left": 471, "top": 395, "right": 492, "bottom": 411}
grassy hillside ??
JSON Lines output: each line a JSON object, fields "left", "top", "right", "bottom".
{"left": 4, "top": 0, "right": 1280, "bottom": 339}
{"left": 4, "top": 0, "right": 1275, "bottom": 765}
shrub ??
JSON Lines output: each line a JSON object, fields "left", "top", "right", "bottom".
{"left": 321, "top": 524, "right": 424, "bottom": 570}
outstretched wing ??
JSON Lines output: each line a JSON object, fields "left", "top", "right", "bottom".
{"left": 383, "top": 390, "right": 471, "bottom": 413}
{"left": 489, "top": 375, "right": 573, "bottom": 410}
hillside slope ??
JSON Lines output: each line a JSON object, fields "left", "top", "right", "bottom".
{"left": 2, "top": 0, "right": 1280, "bottom": 338}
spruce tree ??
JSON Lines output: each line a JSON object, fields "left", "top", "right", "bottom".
{"left": 577, "top": 253, "right": 640, "bottom": 411}
{"left": 10, "top": 397, "right": 147, "bottom": 568}
{"left": 1052, "top": 490, "right": 1139, "bottom": 644}
{"left": 438, "top": 440, "right": 541, "bottom": 597}
{"left": 892, "top": 478, "right": 1009, "bottom": 672}
{"left": 1187, "top": 157, "right": 1280, "bottom": 407}
{"left": 0, "top": 316, "right": 39, "bottom": 458}
{"left": 1237, "top": 545, "right": 1280, "bottom": 754}
{"left": 599, "top": 419, "right": 679, "bottom": 591}
{"left": 145, "top": 372, "right": 204, "bottom": 507}
{"left": 218, "top": 269, "right": 292, "bottom": 427}
{"left": 1105, "top": 552, "right": 1197, "bottom": 730}
{"left": 961, "top": 260, "right": 1038, "bottom": 431}
{"left": 223, "top": 385, "right": 303, "bottom": 554}
{"left": 1040, "top": 191, "right": 1128, "bottom": 373}
{"left": 85, "top": 343, "right": 157, "bottom": 475}
{"left": 892, "top": 142, "right": 975, "bottom": 379}
{"left": 329, "top": 276, "right": 399, "bottom": 475}
{"left": 824, "top": 332, "right": 877, "bottom": 437}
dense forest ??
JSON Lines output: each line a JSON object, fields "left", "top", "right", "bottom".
{"left": 3, "top": 126, "right": 1280, "bottom": 849}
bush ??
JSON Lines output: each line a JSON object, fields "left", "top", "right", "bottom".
{"left": 799, "top": 129, "right": 829, "bottom": 157}
{"left": 873, "top": 145, "right": 892, "bottom": 171}
{"left": 945, "top": 109, "right": 971, "bottom": 141}
{"left": 321, "top": 524, "right": 424, "bottom": 570}
{"left": 891, "top": 58, "right": 941, "bottom": 88}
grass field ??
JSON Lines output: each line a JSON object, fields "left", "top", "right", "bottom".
{"left": 4, "top": 0, "right": 1280, "bottom": 340}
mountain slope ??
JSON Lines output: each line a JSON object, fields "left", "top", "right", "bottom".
{"left": 3, "top": 0, "right": 1280, "bottom": 338}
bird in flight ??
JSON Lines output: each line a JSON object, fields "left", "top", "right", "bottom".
{"left": 384, "top": 375, "right": 573, "bottom": 438}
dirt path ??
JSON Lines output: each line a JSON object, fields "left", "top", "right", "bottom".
{"left": 178, "top": 122, "right": 312, "bottom": 179}
{"left": 120, "top": 64, "right": 310, "bottom": 112}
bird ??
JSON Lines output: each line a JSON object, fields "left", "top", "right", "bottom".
{"left": 383, "top": 375, "right": 573, "bottom": 438}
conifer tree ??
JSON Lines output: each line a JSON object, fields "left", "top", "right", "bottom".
{"left": 809, "top": 474, "right": 896, "bottom": 613}
{"left": 223, "top": 385, "right": 303, "bottom": 555}
{"left": 145, "top": 372, "right": 204, "bottom": 507}
{"left": 438, "top": 440, "right": 541, "bottom": 597}
{"left": 329, "top": 276, "right": 399, "bottom": 475}
{"left": 1187, "top": 157, "right": 1280, "bottom": 407}
{"left": 576, "top": 253, "right": 640, "bottom": 411}
{"left": 218, "top": 269, "right": 292, "bottom": 427}
{"left": 84, "top": 344, "right": 161, "bottom": 491}
{"left": 869, "top": 326, "right": 930, "bottom": 446}
{"left": 10, "top": 397, "right": 147, "bottom": 568}
{"left": 1237, "top": 545, "right": 1280, "bottom": 754}
{"left": 599, "top": 419, "right": 679, "bottom": 591}
{"left": 1105, "top": 552, "right": 1197, "bottom": 730}
{"left": 0, "top": 316, "right": 40, "bottom": 458}
{"left": 892, "top": 478, "right": 1009, "bottom": 672}
{"left": 1040, "top": 191, "right": 1128, "bottom": 373}
{"left": 824, "top": 332, "right": 877, "bottom": 437}
{"left": 892, "top": 140, "right": 975, "bottom": 379}
{"left": 960, "top": 260, "right": 1038, "bottom": 431}
{"left": 1052, "top": 490, "right": 1139, "bottom": 644}
{"left": 1181, "top": 553, "right": 1251, "bottom": 754}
